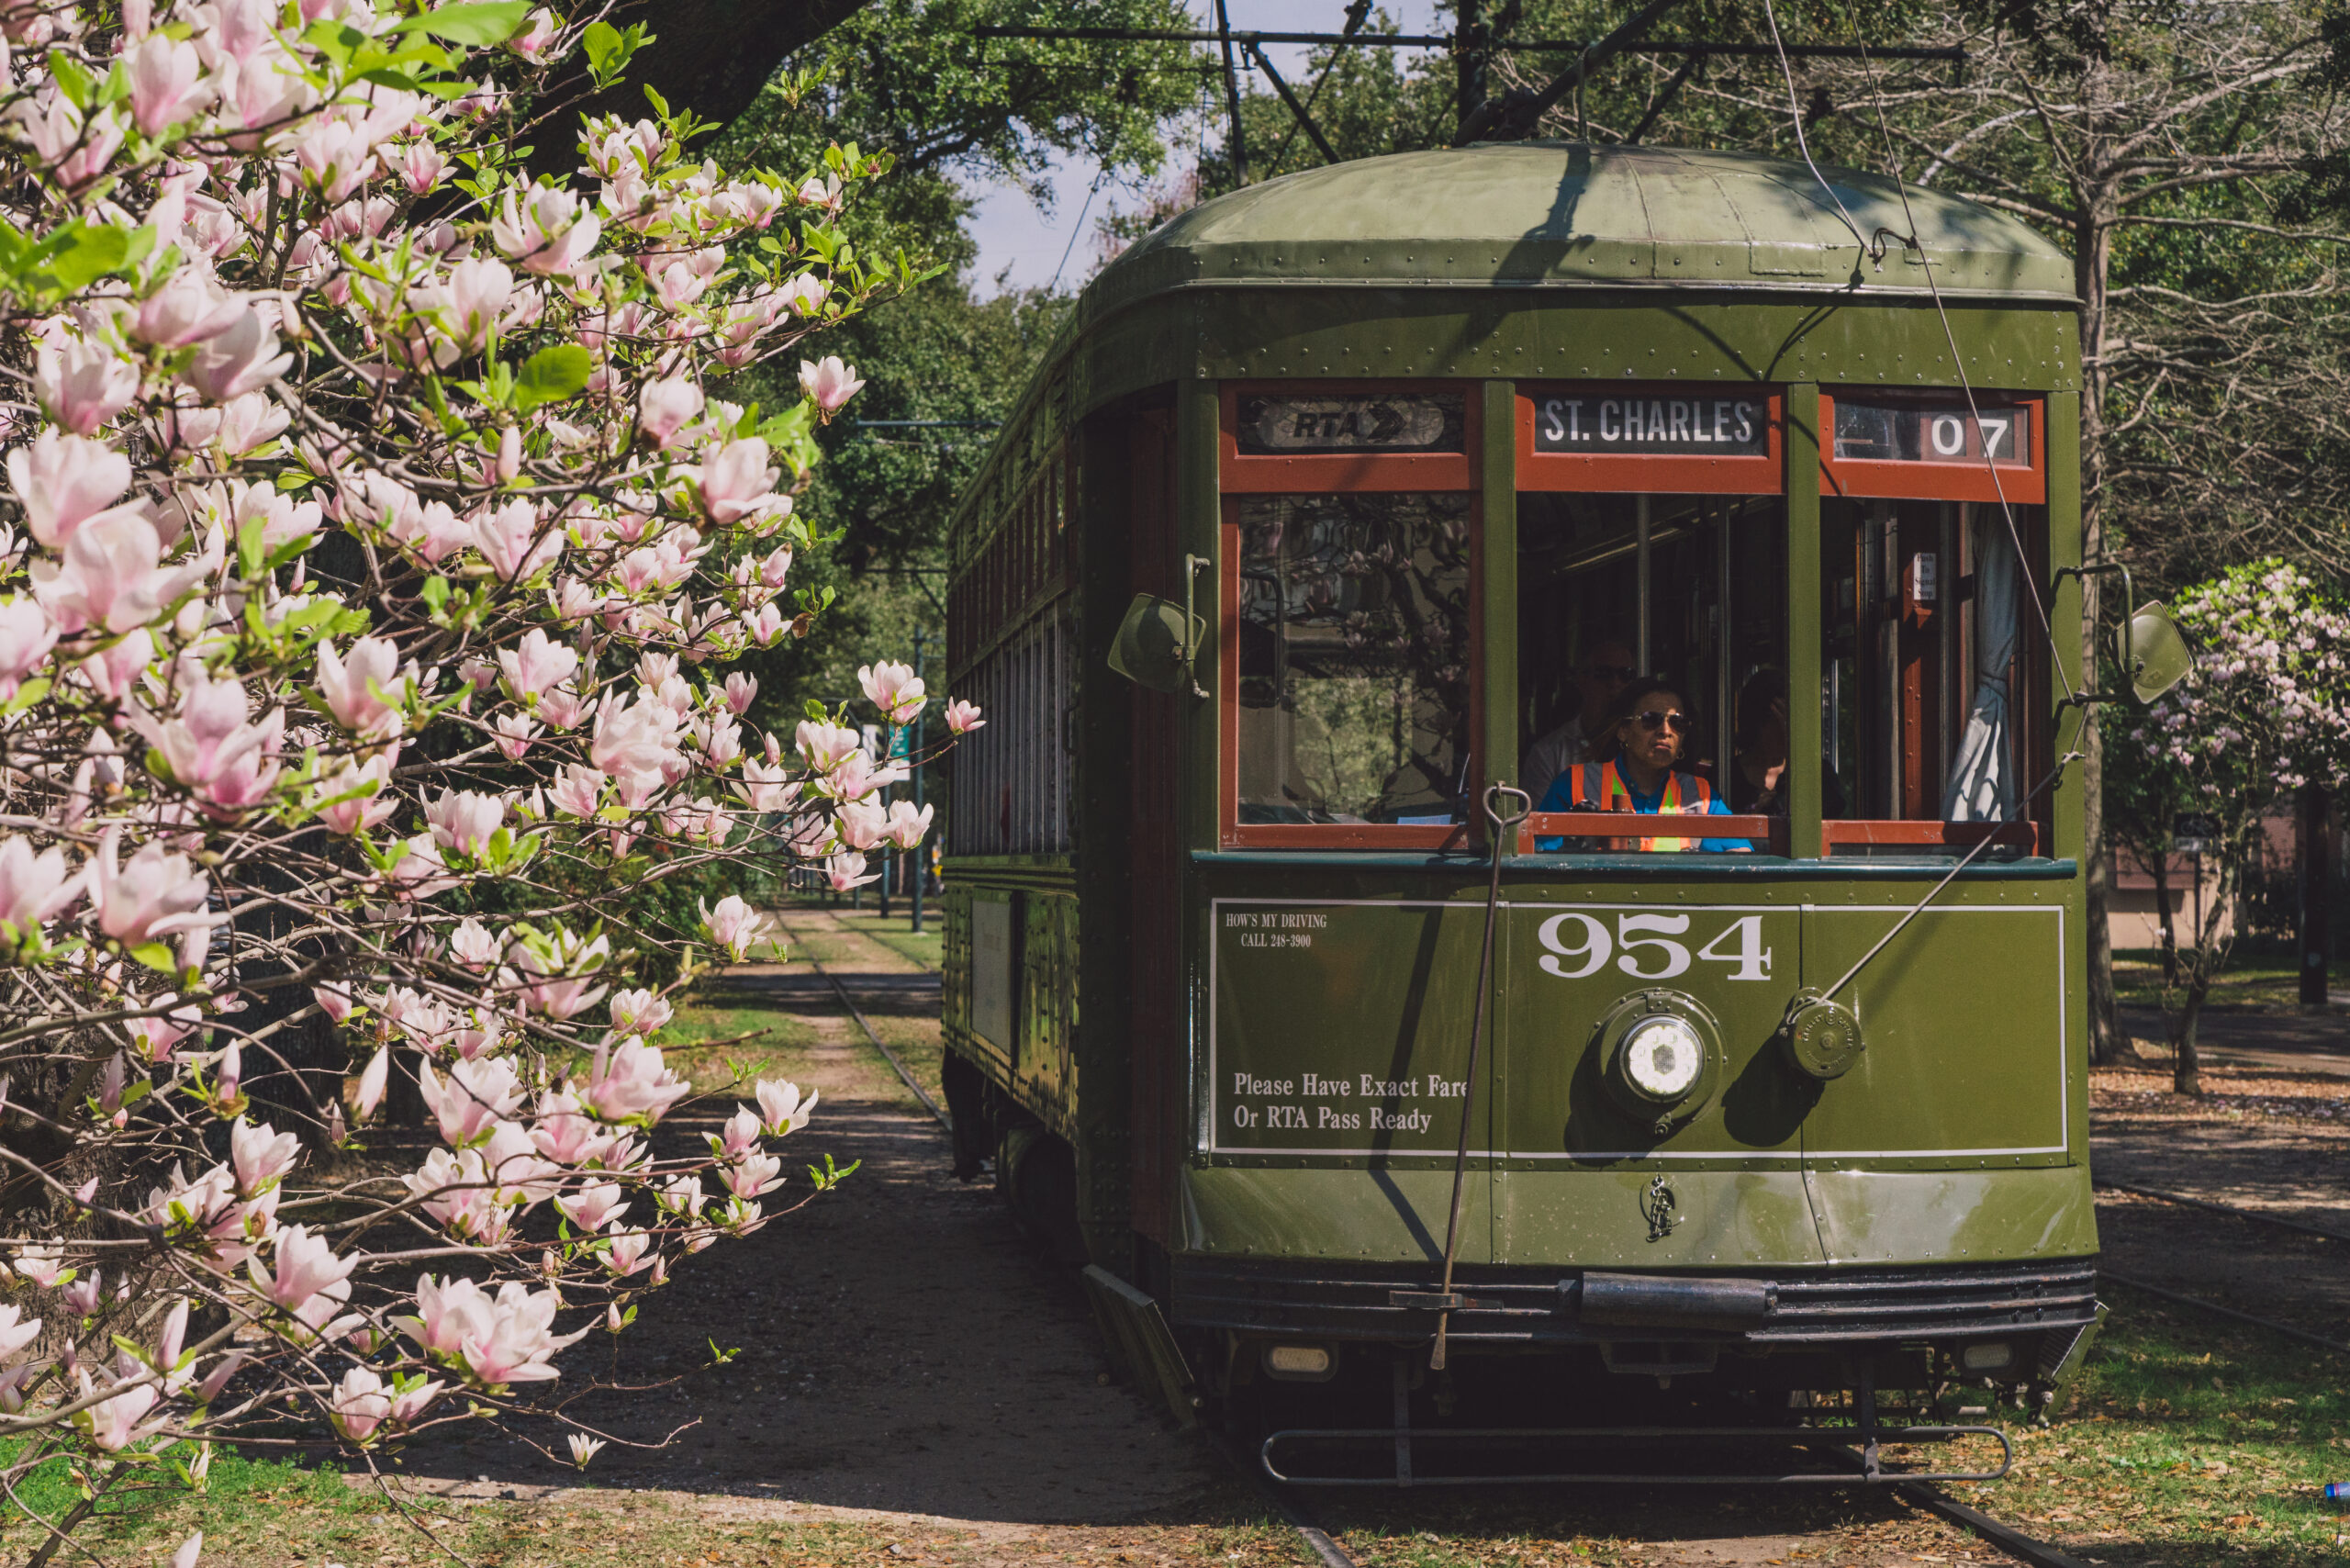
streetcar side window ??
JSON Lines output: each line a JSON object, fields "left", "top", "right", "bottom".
{"left": 1516, "top": 492, "right": 1788, "bottom": 818}
{"left": 1234, "top": 492, "right": 1473, "bottom": 826}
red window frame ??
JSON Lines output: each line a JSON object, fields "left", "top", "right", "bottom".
{"left": 1218, "top": 382, "right": 1481, "bottom": 850}
{"left": 1517, "top": 385, "right": 1785, "bottom": 494}
{"left": 1821, "top": 393, "right": 2046, "bottom": 505}
{"left": 1818, "top": 390, "right": 2052, "bottom": 856}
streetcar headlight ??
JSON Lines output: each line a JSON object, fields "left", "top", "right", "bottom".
{"left": 1621, "top": 1016, "right": 1705, "bottom": 1101}
{"left": 1262, "top": 1343, "right": 1336, "bottom": 1382}
{"left": 1962, "top": 1340, "right": 2017, "bottom": 1372}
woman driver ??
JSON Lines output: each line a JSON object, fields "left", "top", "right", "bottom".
{"left": 1533, "top": 676, "right": 1745, "bottom": 852}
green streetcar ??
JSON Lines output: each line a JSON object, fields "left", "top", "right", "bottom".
{"left": 934, "top": 143, "right": 2164, "bottom": 1482}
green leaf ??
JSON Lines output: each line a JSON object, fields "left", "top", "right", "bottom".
{"left": 582, "top": 18, "right": 621, "bottom": 69}
{"left": 40, "top": 222, "right": 131, "bottom": 292}
{"left": 420, "top": 576, "right": 452, "bottom": 611}
{"left": 399, "top": 1, "right": 530, "bottom": 45}
{"left": 511, "top": 343, "right": 591, "bottom": 412}
{"left": 129, "top": 942, "right": 176, "bottom": 974}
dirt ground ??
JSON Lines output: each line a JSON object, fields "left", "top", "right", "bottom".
{"left": 375, "top": 908, "right": 2002, "bottom": 1567}
{"left": 2091, "top": 1027, "right": 2350, "bottom": 1342}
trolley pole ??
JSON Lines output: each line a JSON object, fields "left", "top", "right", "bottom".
{"left": 911, "top": 630, "right": 928, "bottom": 937}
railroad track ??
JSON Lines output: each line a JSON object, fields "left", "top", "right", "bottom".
{"left": 2092, "top": 1176, "right": 2350, "bottom": 1356}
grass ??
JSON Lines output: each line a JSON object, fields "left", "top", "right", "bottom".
{"left": 831, "top": 910, "right": 943, "bottom": 973}
{"left": 659, "top": 995, "right": 820, "bottom": 1094}
{"left": 2112, "top": 948, "right": 2350, "bottom": 1013}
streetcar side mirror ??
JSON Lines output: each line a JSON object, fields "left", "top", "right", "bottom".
{"left": 1108, "top": 594, "right": 1194, "bottom": 694}
{"left": 2120, "top": 601, "right": 2192, "bottom": 703}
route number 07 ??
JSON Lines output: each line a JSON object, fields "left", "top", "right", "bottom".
{"left": 1536, "top": 913, "right": 1773, "bottom": 982}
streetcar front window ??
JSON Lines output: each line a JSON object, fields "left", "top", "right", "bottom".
{"left": 1234, "top": 492, "right": 1473, "bottom": 826}
{"left": 1516, "top": 492, "right": 1788, "bottom": 823}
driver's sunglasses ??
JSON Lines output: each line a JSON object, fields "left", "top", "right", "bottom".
{"left": 1634, "top": 709, "right": 1690, "bottom": 734}
{"left": 1586, "top": 663, "right": 1639, "bottom": 683}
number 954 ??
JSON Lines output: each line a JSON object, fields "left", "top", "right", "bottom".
{"left": 1536, "top": 912, "right": 1773, "bottom": 982}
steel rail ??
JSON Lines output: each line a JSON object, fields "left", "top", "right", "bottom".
{"left": 800, "top": 946, "right": 951, "bottom": 1131}
{"left": 2100, "top": 1271, "right": 2350, "bottom": 1357}
{"left": 2094, "top": 1177, "right": 2350, "bottom": 1245}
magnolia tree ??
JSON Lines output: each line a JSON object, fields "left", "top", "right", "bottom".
{"left": 0, "top": 0, "right": 983, "bottom": 1560}
{"left": 2121, "top": 560, "right": 2350, "bottom": 1093}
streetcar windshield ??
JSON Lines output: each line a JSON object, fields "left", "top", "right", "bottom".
{"left": 1516, "top": 491, "right": 1789, "bottom": 831}
{"left": 1234, "top": 492, "right": 1473, "bottom": 825}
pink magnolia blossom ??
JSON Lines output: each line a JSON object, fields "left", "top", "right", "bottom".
{"left": 497, "top": 627, "right": 578, "bottom": 704}
{"left": 638, "top": 378, "right": 702, "bottom": 449}
{"left": 314, "top": 635, "right": 408, "bottom": 738}
{"left": 459, "top": 1280, "right": 587, "bottom": 1386}
{"left": 698, "top": 437, "right": 779, "bottom": 525}
{"left": 554, "top": 1180, "right": 627, "bottom": 1232}
{"left": 418, "top": 1055, "right": 523, "bottom": 1147}
{"left": 28, "top": 507, "right": 211, "bottom": 635}
{"left": 77, "top": 627, "right": 156, "bottom": 703}
{"left": 128, "top": 34, "right": 210, "bottom": 132}
{"left": 885, "top": 799, "right": 934, "bottom": 850}
{"left": 529, "top": 1089, "right": 612, "bottom": 1167}
{"left": 537, "top": 685, "right": 595, "bottom": 731}
{"left": 473, "top": 498, "right": 563, "bottom": 581}
{"left": 76, "top": 1370, "right": 163, "bottom": 1451}
{"left": 393, "top": 139, "right": 447, "bottom": 194}
{"left": 834, "top": 800, "right": 887, "bottom": 852}
{"left": 354, "top": 1046, "right": 390, "bottom": 1121}
{"left": 798, "top": 355, "right": 866, "bottom": 414}
{"left": 87, "top": 825, "right": 216, "bottom": 947}
{"left": 34, "top": 339, "right": 139, "bottom": 434}
{"left": 129, "top": 993, "right": 200, "bottom": 1066}
{"left": 424, "top": 790, "right": 505, "bottom": 857}
{"left": 229, "top": 1118, "right": 299, "bottom": 1195}
{"left": 722, "top": 1152, "right": 783, "bottom": 1200}
{"left": 857, "top": 659, "right": 925, "bottom": 723}
{"left": 794, "top": 719, "right": 862, "bottom": 771}
{"left": 0, "top": 835, "right": 81, "bottom": 937}
{"left": 449, "top": 917, "right": 500, "bottom": 968}
{"left": 491, "top": 183, "right": 601, "bottom": 277}
{"left": 329, "top": 1365, "right": 392, "bottom": 1442}
{"left": 946, "top": 699, "right": 986, "bottom": 734}
{"left": 0, "top": 1304, "right": 41, "bottom": 1363}
{"left": 716, "top": 1106, "right": 761, "bottom": 1157}
{"left": 699, "top": 894, "right": 769, "bottom": 960}
{"left": 131, "top": 668, "right": 280, "bottom": 795}
{"left": 7, "top": 429, "right": 131, "bottom": 548}
{"left": 549, "top": 764, "right": 606, "bottom": 818}
{"left": 134, "top": 272, "right": 246, "bottom": 347}
{"left": 295, "top": 117, "right": 376, "bottom": 202}
{"left": 607, "top": 987, "right": 673, "bottom": 1035}
{"left": 602, "top": 1227, "right": 653, "bottom": 1276}
{"left": 0, "top": 598, "right": 59, "bottom": 700}
{"left": 311, "top": 750, "right": 399, "bottom": 834}
{"left": 584, "top": 1037, "right": 690, "bottom": 1124}
{"left": 826, "top": 851, "right": 877, "bottom": 892}
{"left": 509, "top": 9, "right": 559, "bottom": 62}
{"left": 248, "top": 1224, "right": 353, "bottom": 1313}
{"left": 187, "top": 310, "right": 292, "bottom": 402}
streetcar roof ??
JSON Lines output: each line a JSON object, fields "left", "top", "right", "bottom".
{"left": 1085, "top": 143, "right": 2074, "bottom": 310}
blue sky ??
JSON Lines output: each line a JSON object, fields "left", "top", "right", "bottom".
{"left": 964, "top": 1, "right": 1449, "bottom": 294}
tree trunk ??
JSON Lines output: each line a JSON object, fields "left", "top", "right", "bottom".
{"left": 2300, "top": 782, "right": 2331, "bottom": 1006}
{"left": 2076, "top": 165, "right": 2125, "bottom": 1065}
{"left": 2172, "top": 973, "right": 2206, "bottom": 1096}
{"left": 2150, "top": 846, "right": 2177, "bottom": 987}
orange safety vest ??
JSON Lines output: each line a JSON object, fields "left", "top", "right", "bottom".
{"left": 1574, "top": 761, "right": 1716, "bottom": 852}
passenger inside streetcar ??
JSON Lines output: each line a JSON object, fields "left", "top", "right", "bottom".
{"left": 1521, "top": 637, "right": 1636, "bottom": 807}
{"left": 1725, "top": 666, "right": 1845, "bottom": 818}
{"left": 1533, "top": 677, "right": 1749, "bottom": 852}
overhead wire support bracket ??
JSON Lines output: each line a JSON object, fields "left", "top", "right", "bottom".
{"left": 1242, "top": 39, "right": 1341, "bottom": 165}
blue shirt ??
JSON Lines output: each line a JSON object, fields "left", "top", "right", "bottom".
{"left": 1534, "top": 766, "right": 1747, "bottom": 852}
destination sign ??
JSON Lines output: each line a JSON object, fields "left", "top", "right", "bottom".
{"left": 1236, "top": 393, "right": 1464, "bottom": 454}
{"left": 1532, "top": 394, "right": 1768, "bottom": 456}
{"left": 1833, "top": 400, "right": 2032, "bottom": 467}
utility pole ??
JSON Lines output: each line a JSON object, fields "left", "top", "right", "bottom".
{"left": 911, "top": 629, "right": 929, "bottom": 936}
{"left": 1456, "top": 0, "right": 1485, "bottom": 141}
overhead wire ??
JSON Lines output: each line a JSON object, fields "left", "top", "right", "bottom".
{"left": 1806, "top": 0, "right": 2079, "bottom": 706}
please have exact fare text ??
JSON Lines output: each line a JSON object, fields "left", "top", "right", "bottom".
{"left": 1228, "top": 1071, "right": 1469, "bottom": 1133}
